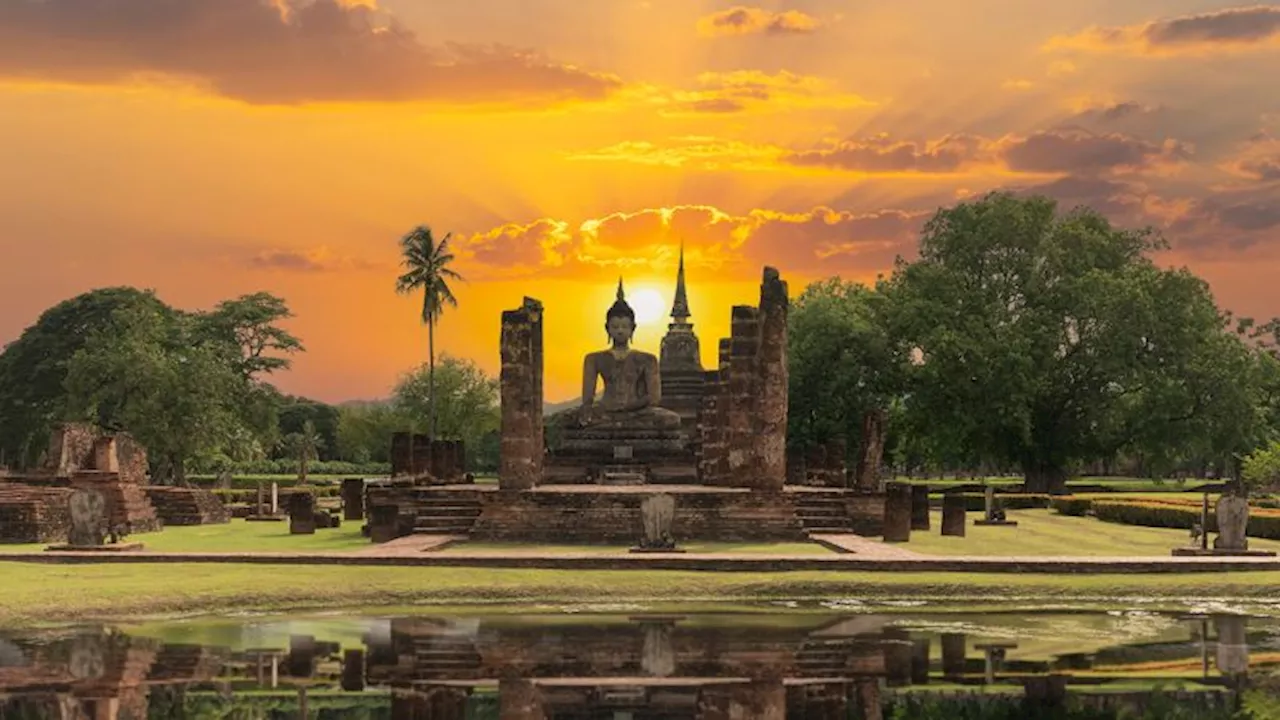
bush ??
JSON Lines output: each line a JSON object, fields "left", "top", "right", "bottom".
{"left": 188, "top": 459, "right": 391, "bottom": 476}
{"left": 1091, "top": 500, "right": 1280, "bottom": 540}
{"left": 928, "top": 493, "right": 1050, "bottom": 511}
{"left": 210, "top": 486, "right": 342, "bottom": 504}
{"left": 1050, "top": 497, "right": 1093, "bottom": 516}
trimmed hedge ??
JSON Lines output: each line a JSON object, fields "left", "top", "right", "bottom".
{"left": 1049, "top": 497, "right": 1092, "bottom": 516}
{"left": 210, "top": 486, "right": 342, "bottom": 504}
{"left": 1067, "top": 498, "right": 1280, "bottom": 540}
{"left": 929, "top": 493, "right": 1051, "bottom": 511}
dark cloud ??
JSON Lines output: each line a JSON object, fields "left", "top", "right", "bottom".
{"left": 1047, "top": 5, "right": 1280, "bottom": 54}
{"left": 1223, "top": 133, "right": 1280, "bottom": 182}
{"left": 785, "top": 134, "right": 989, "bottom": 173}
{"left": 1000, "top": 128, "right": 1191, "bottom": 175}
{"left": 0, "top": 0, "right": 621, "bottom": 105}
{"left": 246, "top": 246, "right": 380, "bottom": 272}
{"left": 696, "top": 7, "right": 821, "bottom": 37}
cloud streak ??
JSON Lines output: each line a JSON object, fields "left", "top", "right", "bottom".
{"left": 1045, "top": 5, "right": 1280, "bottom": 56}
{"left": 696, "top": 6, "right": 822, "bottom": 37}
{"left": 0, "top": 0, "right": 622, "bottom": 106}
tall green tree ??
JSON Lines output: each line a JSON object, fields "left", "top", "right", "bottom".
{"left": 0, "top": 287, "right": 173, "bottom": 467}
{"left": 393, "top": 354, "right": 499, "bottom": 468}
{"left": 787, "top": 278, "right": 906, "bottom": 462}
{"left": 395, "top": 225, "right": 463, "bottom": 439}
{"left": 62, "top": 304, "right": 243, "bottom": 484}
{"left": 281, "top": 419, "right": 324, "bottom": 483}
{"left": 888, "top": 192, "right": 1258, "bottom": 493}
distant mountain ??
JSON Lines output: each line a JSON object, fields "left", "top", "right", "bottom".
{"left": 544, "top": 397, "right": 581, "bottom": 416}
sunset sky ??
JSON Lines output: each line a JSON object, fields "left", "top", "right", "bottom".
{"left": 1, "top": 0, "right": 1278, "bottom": 404}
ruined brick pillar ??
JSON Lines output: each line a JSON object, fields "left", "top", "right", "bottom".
{"left": 754, "top": 267, "right": 789, "bottom": 492}
{"left": 498, "top": 677, "right": 546, "bottom": 720}
{"left": 941, "top": 494, "right": 967, "bottom": 537}
{"left": 942, "top": 633, "right": 967, "bottom": 680}
{"left": 499, "top": 298, "right": 544, "bottom": 491}
{"left": 390, "top": 432, "right": 412, "bottom": 477}
{"left": 911, "top": 485, "right": 930, "bottom": 530}
{"left": 341, "top": 478, "right": 364, "bottom": 521}
{"left": 725, "top": 306, "right": 760, "bottom": 486}
{"left": 883, "top": 628, "right": 913, "bottom": 687}
{"left": 854, "top": 408, "right": 887, "bottom": 491}
{"left": 883, "top": 482, "right": 912, "bottom": 542}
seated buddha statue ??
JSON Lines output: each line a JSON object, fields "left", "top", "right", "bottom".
{"left": 576, "top": 281, "right": 683, "bottom": 431}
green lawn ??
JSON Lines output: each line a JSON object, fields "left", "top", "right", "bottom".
{"left": 0, "top": 519, "right": 370, "bottom": 554}
{"left": 6, "top": 562, "right": 1280, "bottom": 627}
{"left": 886, "top": 508, "right": 1280, "bottom": 556}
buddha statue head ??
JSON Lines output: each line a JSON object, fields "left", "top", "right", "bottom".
{"left": 605, "top": 278, "right": 636, "bottom": 348}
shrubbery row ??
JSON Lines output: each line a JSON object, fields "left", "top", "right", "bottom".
{"left": 189, "top": 460, "right": 391, "bottom": 476}
{"left": 1051, "top": 497, "right": 1280, "bottom": 540}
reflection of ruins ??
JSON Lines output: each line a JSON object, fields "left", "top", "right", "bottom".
{"left": 367, "top": 260, "right": 888, "bottom": 545}
{"left": 0, "top": 613, "right": 1267, "bottom": 718}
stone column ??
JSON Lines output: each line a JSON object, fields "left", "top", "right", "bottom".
{"left": 341, "top": 478, "right": 364, "bottom": 521}
{"left": 852, "top": 678, "right": 882, "bottom": 720}
{"left": 883, "top": 628, "right": 912, "bottom": 687}
{"left": 911, "top": 638, "right": 931, "bottom": 684}
{"left": 941, "top": 634, "right": 966, "bottom": 680}
{"left": 340, "top": 649, "right": 365, "bottom": 692}
{"left": 390, "top": 432, "right": 412, "bottom": 477}
{"left": 941, "top": 494, "right": 967, "bottom": 536}
{"left": 882, "top": 482, "right": 912, "bottom": 542}
{"left": 288, "top": 492, "right": 316, "bottom": 535}
{"left": 725, "top": 306, "right": 760, "bottom": 487}
{"left": 853, "top": 408, "right": 887, "bottom": 491}
{"left": 910, "top": 485, "right": 930, "bottom": 530}
{"left": 499, "top": 298, "right": 544, "bottom": 491}
{"left": 755, "top": 267, "right": 789, "bottom": 493}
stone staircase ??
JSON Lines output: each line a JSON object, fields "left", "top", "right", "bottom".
{"left": 404, "top": 634, "right": 484, "bottom": 680}
{"left": 794, "top": 493, "right": 854, "bottom": 534}
{"left": 145, "top": 487, "right": 231, "bottom": 526}
{"left": 411, "top": 490, "right": 482, "bottom": 535}
{"left": 794, "top": 638, "right": 859, "bottom": 677}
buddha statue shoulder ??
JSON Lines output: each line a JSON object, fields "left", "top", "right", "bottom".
{"left": 576, "top": 281, "right": 682, "bottom": 430}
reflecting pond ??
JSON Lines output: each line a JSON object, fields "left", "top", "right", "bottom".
{"left": 3, "top": 606, "right": 1280, "bottom": 719}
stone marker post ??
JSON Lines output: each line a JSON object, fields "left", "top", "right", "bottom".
{"left": 288, "top": 492, "right": 316, "bottom": 535}
{"left": 883, "top": 628, "right": 913, "bottom": 687}
{"left": 271, "top": 482, "right": 279, "bottom": 515}
{"left": 1215, "top": 615, "right": 1249, "bottom": 679}
{"left": 341, "top": 478, "right": 364, "bottom": 521}
{"left": 67, "top": 489, "right": 107, "bottom": 547}
{"left": 941, "top": 633, "right": 967, "bottom": 680}
{"left": 941, "top": 494, "right": 967, "bottom": 537}
{"left": 910, "top": 485, "right": 930, "bottom": 530}
{"left": 1214, "top": 495, "right": 1249, "bottom": 551}
{"left": 341, "top": 649, "right": 365, "bottom": 692}
{"left": 911, "top": 638, "right": 931, "bottom": 685}
{"left": 883, "top": 482, "right": 912, "bottom": 542}
{"left": 256, "top": 482, "right": 265, "bottom": 516}
{"left": 984, "top": 486, "right": 995, "bottom": 519}
{"left": 633, "top": 494, "right": 679, "bottom": 552}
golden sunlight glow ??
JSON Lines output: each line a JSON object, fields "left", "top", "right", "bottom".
{"left": 628, "top": 287, "right": 667, "bottom": 325}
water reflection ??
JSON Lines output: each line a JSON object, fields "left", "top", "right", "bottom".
{"left": 0, "top": 611, "right": 1275, "bottom": 718}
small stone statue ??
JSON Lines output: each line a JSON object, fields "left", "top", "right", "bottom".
{"left": 576, "top": 280, "right": 682, "bottom": 431}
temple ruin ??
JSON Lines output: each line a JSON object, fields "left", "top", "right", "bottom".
{"left": 0, "top": 423, "right": 228, "bottom": 543}
{"left": 366, "top": 259, "right": 886, "bottom": 544}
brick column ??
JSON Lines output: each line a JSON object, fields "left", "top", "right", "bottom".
{"left": 754, "top": 267, "right": 789, "bottom": 493}
{"left": 910, "top": 485, "right": 930, "bottom": 530}
{"left": 941, "top": 494, "right": 967, "bottom": 537}
{"left": 883, "top": 482, "right": 912, "bottom": 542}
{"left": 725, "top": 306, "right": 760, "bottom": 486}
{"left": 499, "top": 298, "right": 544, "bottom": 491}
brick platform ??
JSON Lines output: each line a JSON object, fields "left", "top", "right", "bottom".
{"left": 145, "top": 487, "right": 231, "bottom": 526}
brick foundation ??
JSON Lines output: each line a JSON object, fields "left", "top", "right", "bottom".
{"left": 469, "top": 487, "right": 805, "bottom": 543}
{"left": 145, "top": 487, "right": 230, "bottom": 526}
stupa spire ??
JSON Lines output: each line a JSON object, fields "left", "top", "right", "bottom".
{"left": 670, "top": 242, "right": 691, "bottom": 323}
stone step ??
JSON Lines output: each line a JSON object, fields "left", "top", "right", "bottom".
{"left": 415, "top": 506, "right": 482, "bottom": 517}
{"left": 798, "top": 507, "right": 845, "bottom": 516}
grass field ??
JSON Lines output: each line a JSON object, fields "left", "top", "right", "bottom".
{"left": 0, "top": 519, "right": 372, "bottom": 554}
{"left": 885, "top": 509, "right": 1280, "bottom": 556}
{"left": 5, "top": 562, "right": 1280, "bottom": 627}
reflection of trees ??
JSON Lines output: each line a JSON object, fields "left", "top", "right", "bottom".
{"left": 886, "top": 691, "right": 1249, "bottom": 720}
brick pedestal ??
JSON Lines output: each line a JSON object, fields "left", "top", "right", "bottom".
{"left": 882, "top": 482, "right": 912, "bottom": 542}
{"left": 941, "top": 494, "right": 967, "bottom": 537}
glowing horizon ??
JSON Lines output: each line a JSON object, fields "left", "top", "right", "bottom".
{"left": 0, "top": 0, "right": 1276, "bottom": 404}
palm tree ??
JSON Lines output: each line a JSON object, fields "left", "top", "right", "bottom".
{"left": 395, "top": 225, "right": 463, "bottom": 439}
{"left": 282, "top": 419, "right": 322, "bottom": 484}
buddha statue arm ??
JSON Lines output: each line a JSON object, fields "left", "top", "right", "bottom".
{"left": 580, "top": 354, "right": 598, "bottom": 413}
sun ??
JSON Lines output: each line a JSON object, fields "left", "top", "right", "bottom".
{"left": 629, "top": 287, "right": 667, "bottom": 325}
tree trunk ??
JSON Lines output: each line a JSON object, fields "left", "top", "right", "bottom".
{"left": 428, "top": 317, "right": 437, "bottom": 440}
{"left": 1022, "top": 461, "right": 1067, "bottom": 495}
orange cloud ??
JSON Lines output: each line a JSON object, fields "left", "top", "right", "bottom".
{"left": 581, "top": 129, "right": 1190, "bottom": 177}
{"left": 453, "top": 204, "right": 929, "bottom": 280}
{"left": 0, "top": 0, "right": 622, "bottom": 106}
{"left": 1221, "top": 132, "right": 1280, "bottom": 182}
{"left": 1045, "top": 5, "right": 1280, "bottom": 56}
{"left": 245, "top": 245, "right": 386, "bottom": 273}
{"left": 624, "top": 70, "right": 876, "bottom": 115}
{"left": 696, "top": 6, "right": 822, "bottom": 37}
